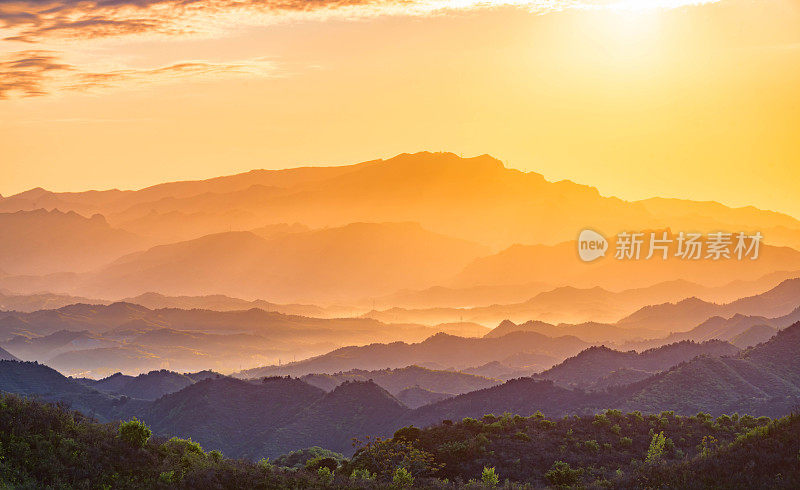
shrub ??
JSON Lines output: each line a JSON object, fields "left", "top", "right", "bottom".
{"left": 394, "top": 426, "right": 422, "bottom": 442}
{"left": 350, "top": 468, "right": 376, "bottom": 481}
{"left": 117, "top": 418, "right": 151, "bottom": 448}
{"left": 481, "top": 466, "right": 500, "bottom": 487}
{"left": 584, "top": 440, "right": 600, "bottom": 452}
{"left": 514, "top": 431, "right": 531, "bottom": 441}
{"left": 392, "top": 467, "right": 415, "bottom": 488}
{"left": 593, "top": 413, "right": 610, "bottom": 428}
{"left": 158, "top": 470, "right": 174, "bottom": 483}
{"left": 317, "top": 466, "right": 334, "bottom": 485}
{"left": 645, "top": 432, "right": 666, "bottom": 464}
{"left": 545, "top": 461, "right": 582, "bottom": 487}
{"left": 306, "top": 456, "right": 338, "bottom": 472}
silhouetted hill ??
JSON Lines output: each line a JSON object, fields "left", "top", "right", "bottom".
{"left": 484, "top": 319, "right": 660, "bottom": 344}
{"left": 729, "top": 324, "right": 777, "bottom": 348}
{"left": 87, "top": 369, "right": 195, "bottom": 400}
{"left": 639, "top": 303, "right": 800, "bottom": 348}
{"left": 261, "top": 380, "right": 407, "bottom": 456}
{"left": 369, "top": 281, "right": 743, "bottom": 327}
{"left": 299, "top": 365, "right": 499, "bottom": 396}
{"left": 396, "top": 386, "right": 452, "bottom": 408}
{"left": 537, "top": 340, "right": 739, "bottom": 389}
{"left": 2, "top": 329, "right": 115, "bottom": 360}
{"left": 405, "top": 378, "right": 603, "bottom": 428}
{"left": 5, "top": 153, "right": 800, "bottom": 254}
{"left": 142, "top": 376, "right": 325, "bottom": 458}
{"left": 0, "top": 302, "right": 465, "bottom": 375}
{"left": 617, "top": 322, "right": 800, "bottom": 416}
{"left": 453, "top": 240, "right": 800, "bottom": 294}
{"left": 73, "top": 222, "right": 488, "bottom": 302}
{"left": 617, "top": 278, "right": 800, "bottom": 333}
{"left": 121, "top": 291, "right": 327, "bottom": 317}
{"left": 0, "top": 345, "right": 18, "bottom": 361}
{"left": 0, "top": 209, "right": 145, "bottom": 275}
{"left": 183, "top": 369, "right": 224, "bottom": 382}
{"left": 0, "top": 360, "right": 85, "bottom": 395}
{"left": 617, "top": 297, "right": 721, "bottom": 332}
{"left": 239, "top": 331, "right": 589, "bottom": 377}
{"left": 0, "top": 290, "right": 107, "bottom": 313}
{"left": 0, "top": 360, "right": 146, "bottom": 420}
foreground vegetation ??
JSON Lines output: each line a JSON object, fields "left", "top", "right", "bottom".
{"left": 0, "top": 394, "right": 797, "bottom": 489}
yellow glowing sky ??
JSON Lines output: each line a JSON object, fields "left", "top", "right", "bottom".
{"left": 2, "top": 0, "right": 800, "bottom": 218}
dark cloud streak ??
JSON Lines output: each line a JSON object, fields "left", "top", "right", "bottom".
{"left": 0, "top": 49, "right": 276, "bottom": 98}
{"left": 1, "top": 0, "right": 386, "bottom": 42}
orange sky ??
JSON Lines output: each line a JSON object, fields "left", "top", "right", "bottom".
{"left": 2, "top": 0, "right": 800, "bottom": 218}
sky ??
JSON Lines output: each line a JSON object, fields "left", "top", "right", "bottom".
{"left": 2, "top": 0, "right": 800, "bottom": 218}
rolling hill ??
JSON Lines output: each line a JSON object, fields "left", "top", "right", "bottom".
{"left": 237, "top": 331, "right": 590, "bottom": 378}
{"left": 298, "top": 365, "right": 500, "bottom": 397}
{"left": 0, "top": 209, "right": 144, "bottom": 275}
{"left": 535, "top": 340, "right": 739, "bottom": 389}
{"left": 70, "top": 222, "right": 487, "bottom": 302}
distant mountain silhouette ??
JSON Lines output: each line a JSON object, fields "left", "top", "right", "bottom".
{"left": 299, "top": 365, "right": 499, "bottom": 396}
{"left": 1, "top": 322, "right": 799, "bottom": 461}
{"left": 4, "top": 152, "right": 800, "bottom": 253}
{"left": 483, "top": 319, "right": 661, "bottom": 344}
{"left": 0, "top": 346, "right": 18, "bottom": 361}
{"left": 365, "top": 273, "right": 800, "bottom": 327}
{"left": 0, "top": 302, "right": 465, "bottom": 376}
{"left": 3, "top": 329, "right": 116, "bottom": 360}
{"left": 617, "top": 278, "right": 800, "bottom": 332}
{"left": 617, "top": 322, "right": 800, "bottom": 416}
{"left": 69, "top": 222, "right": 486, "bottom": 302}
{"left": 139, "top": 376, "right": 324, "bottom": 457}
{"left": 83, "top": 369, "right": 196, "bottom": 400}
{"left": 368, "top": 281, "right": 551, "bottom": 310}
{"left": 396, "top": 385, "right": 452, "bottom": 408}
{"left": 260, "top": 380, "right": 407, "bottom": 456}
{"left": 729, "top": 324, "right": 778, "bottom": 348}
{"left": 121, "top": 292, "right": 328, "bottom": 317}
{"left": 0, "top": 209, "right": 144, "bottom": 275}
{"left": 0, "top": 290, "right": 105, "bottom": 313}
{"left": 635, "top": 301, "right": 800, "bottom": 349}
{"left": 536, "top": 340, "right": 739, "bottom": 389}
{"left": 453, "top": 239, "right": 800, "bottom": 293}
{"left": 238, "top": 331, "right": 589, "bottom": 378}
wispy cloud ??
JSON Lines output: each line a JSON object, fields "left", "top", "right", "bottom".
{"left": 0, "top": 50, "right": 73, "bottom": 97}
{"left": 0, "top": 50, "right": 277, "bottom": 98}
{"left": 1, "top": 0, "right": 722, "bottom": 43}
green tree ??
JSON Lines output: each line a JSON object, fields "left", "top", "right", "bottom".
{"left": 317, "top": 467, "right": 334, "bottom": 485}
{"left": 117, "top": 418, "right": 151, "bottom": 448}
{"left": 545, "top": 461, "right": 582, "bottom": 487}
{"left": 646, "top": 431, "right": 666, "bottom": 464}
{"left": 392, "top": 467, "right": 415, "bottom": 488}
{"left": 350, "top": 468, "right": 375, "bottom": 481}
{"left": 481, "top": 466, "right": 500, "bottom": 487}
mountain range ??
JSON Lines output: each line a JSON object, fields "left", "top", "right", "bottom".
{"left": 2, "top": 152, "right": 800, "bottom": 309}
{"left": 0, "top": 302, "right": 481, "bottom": 376}
{"left": 1, "top": 321, "right": 798, "bottom": 460}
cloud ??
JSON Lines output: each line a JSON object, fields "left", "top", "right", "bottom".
{"left": 1, "top": 0, "right": 722, "bottom": 43}
{"left": 0, "top": 50, "right": 73, "bottom": 98}
{"left": 0, "top": 50, "right": 277, "bottom": 98}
